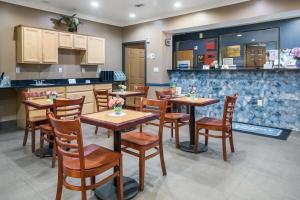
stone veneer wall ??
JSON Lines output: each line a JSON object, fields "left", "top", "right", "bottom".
{"left": 168, "top": 69, "right": 300, "bottom": 131}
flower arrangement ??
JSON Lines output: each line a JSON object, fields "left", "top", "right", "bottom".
{"left": 291, "top": 48, "right": 300, "bottom": 58}
{"left": 109, "top": 97, "right": 125, "bottom": 114}
{"left": 118, "top": 84, "right": 127, "bottom": 93}
{"left": 47, "top": 91, "right": 58, "bottom": 102}
{"left": 188, "top": 85, "right": 197, "bottom": 94}
{"left": 47, "top": 91, "right": 58, "bottom": 96}
{"left": 170, "top": 82, "right": 176, "bottom": 88}
{"left": 290, "top": 47, "right": 300, "bottom": 67}
{"left": 188, "top": 85, "right": 197, "bottom": 99}
{"left": 170, "top": 82, "right": 176, "bottom": 96}
{"left": 210, "top": 60, "right": 219, "bottom": 69}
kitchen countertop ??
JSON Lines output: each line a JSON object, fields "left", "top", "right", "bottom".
{"left": 167, "top": 68, "right": 300, "bottom": 72}
{"left": 0, "top": 78, "right": 113, "bottom": 89}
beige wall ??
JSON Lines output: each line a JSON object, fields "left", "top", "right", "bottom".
{"left": 0, "top": 1, "right": 122, "bottom": 122}
{"left": 122, "top": 0, "right": 300, "bottom": 85}
{"left": 0, "top": 1, "right": 123, "bottom": 81}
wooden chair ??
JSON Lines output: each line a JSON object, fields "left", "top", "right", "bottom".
{"left": 94, "top": 89, "right": 111, "bottom": 137}
{"left": 131, "top": 85, "right": 149, "bottom": 110}
{"left": 121, "top": 98, "right": 167, "bottom": 191}
{"left": 39, "top": 97, "right": 85, "bottom": 168}
{"left": 48, "top": 113, "right": 123, "bottom": 200}
{"left": 195, "top": 93, "right": 238, "bottom": 161}
{"left": 156, "top": 90, "right": 189, "bottom": 148}
{"left": 22, "top": 91, "right": 49, "bottom": 153}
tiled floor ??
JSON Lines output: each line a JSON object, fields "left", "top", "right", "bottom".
{"left": 0, "top": 123, "right": 300, "bottom": 200}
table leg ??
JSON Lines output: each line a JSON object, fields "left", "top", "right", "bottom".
{"left": 95, "top": 130, "right": 139, "bottom": 200}
{"left": 179, "top": 105, "right": 208, "bottom": 153}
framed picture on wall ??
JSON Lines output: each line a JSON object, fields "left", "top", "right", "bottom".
{"left": 197, "top": 54, "right": 205, "bottom": 64}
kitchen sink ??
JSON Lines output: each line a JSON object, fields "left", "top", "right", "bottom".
{"left": 29, "top": 83, "right": 55, "bottom": 86}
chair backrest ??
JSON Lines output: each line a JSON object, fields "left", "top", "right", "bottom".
{"left": 94, "top": 90, "right": 109, "bottom": 111}
{"left": 48, "top": 112, "right": 85, "bottom": 171}
{"left": 133, "top": 85, "right": 149, "bottom": 106}
{"left": 23, "top": 91, "right": 48, "bottom": 100}
{"left": 133, "top": 85, "right": 149, "bottom": 97}
{"left": 139, "top": 98, "right": 167, "bottom": 141}
{"left": 155, "top": 89, "right": 174, "bottom": 112}
{"left": 155, "top": 89, "right": 172, "bottom": 100}
{"left": 53, "top": 97, "right": 85, "bottom": 119}
{"left": 22, "top": 91, "right": 49, "bottom": 121}
{"left": 222, "top": 93, "right": 238, "bottom": 128}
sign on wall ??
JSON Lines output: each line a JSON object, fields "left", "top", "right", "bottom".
{"left": 222, "top": 45, "right": 241, "bottom": 57}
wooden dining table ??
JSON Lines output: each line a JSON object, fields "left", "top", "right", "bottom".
{"left": 23, "top": 98, "right": 65, "bottom": 157}
{"left": 169, "top": 96, "right": 219, "bottom": 153}
{"left": 80, "top": 109, "right": 159, "bottom": 200}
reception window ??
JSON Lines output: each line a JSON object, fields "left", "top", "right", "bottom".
{"left": 219, "top": 28, "right": 279, "bottom": 68}
{"left": 174, "top": 38, "right": 218, "bottom": 69}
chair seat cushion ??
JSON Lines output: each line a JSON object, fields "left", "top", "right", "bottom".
{"left": 196, "top": 117, "right": 231, "bottom": 130}
{"left": 63, "top": 144, "right": 121, "bottom": 170}
{"left": 165, "top": 113, "right": 190, "bottom": 121}
{"left": 40, "top": 123, "right": 53, "bottom": 132}
{"left": 122, "top": 132, "right": 159, "bottom": 146}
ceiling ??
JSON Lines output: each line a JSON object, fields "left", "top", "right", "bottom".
{"left": 1, "top": 0, "right": 250, "bottom": 26}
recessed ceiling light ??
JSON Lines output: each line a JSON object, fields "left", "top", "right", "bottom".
{"left": 91, "top": 1, "right": 99, "bottom": 8}
{"left": 174, "top": 2, "right": 182, "bottom": 8}
{"left": 237, "top": 34, "right": 243, "bottom": 37}
{"left": 129, "top": 13, "right": 136, "bottom": 18}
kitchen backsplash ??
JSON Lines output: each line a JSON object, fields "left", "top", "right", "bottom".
{"left": 15, "top": 64, "right": 117, "bottom": 80}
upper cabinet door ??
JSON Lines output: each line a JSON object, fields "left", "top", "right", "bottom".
{"left": 87, "top": 37, "right": 105, "bottom": 64}
{"left": 42, "top": 30, "right": 58, "bottom": 64}
{"left": 74, "top": 34, "right": 87, "bottom": 50}
{"left": 59, "top": 32, "right": 73, "bottom": 49}
{"left": 22, "top": 27, "right": 42, "bottom": 63}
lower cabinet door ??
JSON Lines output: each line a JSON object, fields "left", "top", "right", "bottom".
{"left": 82, "top": 103, "right": 95, "bottom": 114}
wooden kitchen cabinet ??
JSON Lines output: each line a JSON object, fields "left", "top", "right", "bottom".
{"left": 59, "top": 32, "right": 73, "bottom": 49}
{"left": 16, "top": 26, "right": 42, "bottom": 63}
{"left": 65, "top": 85, "right": 95, "bottom": 115}
{"left": 42, "top": 30, "right": 58, "bottom": 63}
{"left": 74, "top": 34, "right": 87, "bottom": 50}
{"left": 16, "top": 26, "right": 106, "bottom": 65}
{"left": 81, "top": 36, "right": 105, "bottom": 64}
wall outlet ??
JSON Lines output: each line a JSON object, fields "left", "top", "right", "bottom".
{"left": 16, "top": 66, "right": 20, "bottom": 74}
{"left": 257, "top": 99, "right": 264, "bottom": 107}
{"left": 58, "top": 67, "right": 63, "bottom": 73}
{"left": 153, "top": 67, "right": 159, "bottom": 72}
